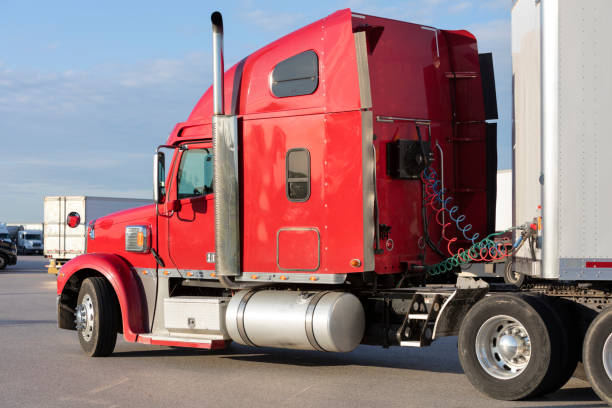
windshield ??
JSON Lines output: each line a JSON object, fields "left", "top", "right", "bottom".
{"left": 25, "top": 234, "right": 40, "bottom": 240}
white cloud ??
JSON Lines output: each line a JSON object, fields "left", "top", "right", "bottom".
{"left": 449, "top": 1, "right": 472, "bottom": 13}
{"left": 242, "top": 9, "right": 305, "bottom": 32}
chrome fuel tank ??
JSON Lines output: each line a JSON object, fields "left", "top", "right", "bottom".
{"left": 225, "top": 290, "right": 365, "bottom": 352}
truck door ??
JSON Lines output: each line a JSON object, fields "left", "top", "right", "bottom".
{"left": 166, "top": 142, "right": 215, "bottom": 275}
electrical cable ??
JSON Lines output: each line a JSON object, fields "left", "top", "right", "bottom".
{"left": 420, "top": 166, "right": 528, "bottom": 275}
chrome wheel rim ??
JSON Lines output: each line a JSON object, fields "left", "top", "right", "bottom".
{"left": 475, "top": 315, "right": 531, "bottom": 379}
{"left": 75, "top": 294, "right": 95, "bottom": 341}
{"left": 603, "top": 332, "right": 612, "bottom": 381}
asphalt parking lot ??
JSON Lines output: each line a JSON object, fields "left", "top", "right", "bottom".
{"left": 0, "top": 256, "right": 605, "bottom": 408}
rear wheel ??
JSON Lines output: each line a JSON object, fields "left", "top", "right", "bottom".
{"left": 0, "top": 255, "right": 6, "bottom": 270}
{"left": 75, "top": 277, "right": 118, "bottom": 357}
{"left": 583, "top": 307, "right": 612, "bottom": 405}
{"left": 458, "top": 293, "right": 566, "bottom": 400}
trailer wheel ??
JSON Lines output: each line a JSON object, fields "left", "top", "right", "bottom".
{"left": 0, "top": 255, "right": 6, "bottom": 270}
{"left": 503, "top": 260, "right": 525, "bottom": 287}
{"left": 75, "top": 277, "right": 118, "bottom": 357}
{"left": 583, "top": 307, "right": 612, "bottom": 405}
{"left": 458, "top": 293, "right": 565, "bottom": 400}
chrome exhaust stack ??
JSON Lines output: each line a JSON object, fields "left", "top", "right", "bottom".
{"left": 211, "top": 11, "right": 224, "bottom": 115}
{"left": 211, "top": 11, "right": 240, "bottom": 277}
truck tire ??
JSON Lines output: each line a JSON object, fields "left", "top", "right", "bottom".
{"left": 524, "top": 294, "right": 579, "bottom": 394}
{"left": 458, "top": 293, "right": 566, "bottom": 400}
{"left": 583, "top": 307, "right": 612, "bottom": 405}
{"left": 0, "top": 255, "right": 6, "bottom": 270}
{"left": 76, "top": 277, "right": 118, "bottom": 357}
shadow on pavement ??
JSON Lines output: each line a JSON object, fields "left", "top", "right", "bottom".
{"left": 112, "top": 342, "right": 464, "bottom": 374}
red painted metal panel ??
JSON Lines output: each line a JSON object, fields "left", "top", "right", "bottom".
{"left": 164, "top": 140, "right": 216, "bottom": 271}
{"left": 241, "top": 111, "right": 365, "bottom": 274}
{"left": 173, "top": 9, "right": 359, "bottom": 135}
{"left": 57, "top": 253, "right": 148, "bottom": 342}
{"left": 277, "top": 229, "right": 319, "bottom": 270}
{"left": 86, "top": 204, "right": 158, "bottom": 270}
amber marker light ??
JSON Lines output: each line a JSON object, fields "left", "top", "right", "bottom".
{"left": 186, "top": 272, "right": 193, "bottom": 277}
{"left": 163, "top": 271, "right": 169, "bottom": 276}
{"left": 137, "top": 231, "right": 144, "bottom": 247}
{"left": 251, "top": 274, "right": 259, "bottom": 280}
{"left": 309, "top": 276, "right": 318, "bottom": 281}
{"left": 279, "top": 275, "right": 288, "bottom": 281}
{"left": 210, "top": 272, "right": 216, "bottom": 278}
{"left": 350, "top": 259, "right": 362, "bottom": 268}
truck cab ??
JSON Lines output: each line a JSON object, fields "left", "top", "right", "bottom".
{"left": 18, "top": 230, "right": 43, "bottom": 255}
{"left": 53, "top": 8, "right": 612, "bottom": 404}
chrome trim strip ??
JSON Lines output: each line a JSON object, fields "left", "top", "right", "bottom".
{"left": 354, "top": 32, "right": 372, "bottom": 109}
{"left": 305, "top": 291, "right": 329, "bottom": 352}
{"left": 362, "top": 112, "right": 376, "bottom": 270}
{"left": 276, "top": 227, "right": 321, "bottom": 272}
{"left": 235, "top": 272, "right": 346, "bottom": 284}
{"left": 236, "top": 290, "right": 257, "bottom": 347}
{"left": 541, "top": 0, "right": 560, "bottom": 279}
{"left": 213, "top": 115, "right": 241, "bottom": 277}
{"left": 376, "top": 116, "right": 431, "bottom": 125}
{"left": 420, "top": 26, "right": 439, "bottom": 58}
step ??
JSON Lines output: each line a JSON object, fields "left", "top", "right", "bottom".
{"left": 137, "top": 334, "right": 228, "bottom": 350}
{"left": 400, "top": 341, "right": 423, "bottom": 347}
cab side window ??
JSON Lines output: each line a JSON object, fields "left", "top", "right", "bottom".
{"left": 286, "top": 148, "right": 310, "bottom": 202}
{"left": 177, "top": 149, "right": 214, "bottom": 199}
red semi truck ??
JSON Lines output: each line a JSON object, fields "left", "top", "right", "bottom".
{"left": 56, "top": 8, "right": 612, "bottom": 404}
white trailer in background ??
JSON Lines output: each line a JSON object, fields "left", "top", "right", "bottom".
{"left": 43, "top": 196, "right": 150, "bottom": 272}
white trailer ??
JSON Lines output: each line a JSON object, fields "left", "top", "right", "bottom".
{"left": 43, "top": 196, "right": 150, "bottom": 262}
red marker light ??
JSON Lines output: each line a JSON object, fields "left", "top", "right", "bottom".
{"left": 67, "top": 212, "right": 80, "bottom": 228}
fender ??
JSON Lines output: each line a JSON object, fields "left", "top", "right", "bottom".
{"left": 57, "top": 253, "right": 147, "bottom": 342}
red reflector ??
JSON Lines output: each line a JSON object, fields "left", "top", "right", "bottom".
{"left": 585, "top": 262, "right": 612, "bottom": 268}
{"left": 67, "top": 212, "right": 81, "bottom": 228}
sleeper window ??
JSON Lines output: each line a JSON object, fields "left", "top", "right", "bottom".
{"left": 177, "top": 149, "right": 214, "bottom": 199}
{"left": 286, "top": 149, "right": 310, "bottom": 202}
{"left": 271, "top": 51, "right": 319, "bottom": 97}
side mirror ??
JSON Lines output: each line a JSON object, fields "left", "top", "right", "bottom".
{"left": 153, "top": 152, "right": 166, "bottom": 204}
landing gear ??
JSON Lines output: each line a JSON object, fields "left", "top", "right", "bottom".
{"left": 76, "top": 277, "right": 119, "bottom": 357}
{"left": 583, "top": 307, "right": 612, "bottom": 405}
{"left": 458, "top": 293, "right": 568, "bottom": 400}
{"left": 503, "top": 260, "right": 525, "bottom": 287}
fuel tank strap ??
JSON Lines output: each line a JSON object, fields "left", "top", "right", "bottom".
{"left": 304, "top": 291, "right": 331, "bottom": 352}
{"left": 236, "top": 289, "right": 258, "bottom": 347}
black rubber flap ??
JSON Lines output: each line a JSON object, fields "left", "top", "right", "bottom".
{"left": 479, "top": 53, "right": 498, "bottom": 121}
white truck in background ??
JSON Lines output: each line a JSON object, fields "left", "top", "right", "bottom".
{"left": 17, "top": 229, "right": 43, "bottom": 255}
{"left": 44, "top": 196, "right": 150, "bottom": 273}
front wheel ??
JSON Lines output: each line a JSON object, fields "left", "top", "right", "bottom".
{"left": 75, "top": 277, "right": 119, "bottom": 357}
{"left": 0, "top": 255, "right": 6, "bottom": 270}
{"left": 458, "top": 293, "right": 566, "bottom": 400}
{"left": 583, "top": 307, "right": 612, "bottom": 405}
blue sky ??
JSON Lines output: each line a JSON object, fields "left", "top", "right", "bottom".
{"left": 0, "top": 0, "right": 511, "bottom": 221}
